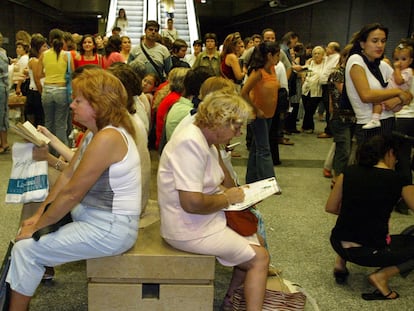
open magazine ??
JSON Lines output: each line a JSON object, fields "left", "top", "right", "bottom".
{"left": 10, "top": 121, "right": 50, "bottom": 147}
{"left": 225, "top": 177, "right": 281, "bottom": 211}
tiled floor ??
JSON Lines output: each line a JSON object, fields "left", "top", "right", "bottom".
{"left": 1, "top": 118, "right": 413, "bottom": 310}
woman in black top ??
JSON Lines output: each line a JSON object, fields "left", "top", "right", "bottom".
{"left": 326, "top": 135, "right": 414, "bottom": 300}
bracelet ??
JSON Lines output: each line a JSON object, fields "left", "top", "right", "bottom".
{"left": 223, "top": 192, "right": 231, "bottom": 207}
{"left": 54, "top": 159, "right": 62, "bottom": 171}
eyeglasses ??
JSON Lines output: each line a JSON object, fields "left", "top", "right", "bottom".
{"left": 230, "top": 122, "right": 243, "bottom": 134}
{"left": 147, "top": 27, "right": 159, "bottom": 32}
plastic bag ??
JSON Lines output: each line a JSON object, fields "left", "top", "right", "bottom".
{"left": 6, "top": 143, "right": 49, "bottom": 203}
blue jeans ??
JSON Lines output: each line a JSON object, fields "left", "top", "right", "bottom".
{"left": 395, "top": 118, "right": 414, "bottom": 185}
{"left": 330, "top": 118, "right": 355, "bottom": 175}
{"left": 7, "top": 204, "right": 138, "bottom": 296}
{"left": 42, "top": 85, "right": 69, "bottom": 146}
{"left": 246, "top": 117, "right": 275, "bottom": 183}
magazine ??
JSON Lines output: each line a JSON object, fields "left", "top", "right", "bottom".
{"left": 10, "top": 121, "right": 50, "bottom": 147}
{"left": 225, "top": 177, "right": 281, "bottom": 211}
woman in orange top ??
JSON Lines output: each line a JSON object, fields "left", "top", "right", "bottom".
{"left": 241, "top": 41, "right": 280, "bottom": 183}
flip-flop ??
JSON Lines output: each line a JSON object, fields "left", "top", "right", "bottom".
{"left": 361, "top": 289, "right": 399, "bottom": 301}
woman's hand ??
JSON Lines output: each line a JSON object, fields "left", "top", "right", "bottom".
{"left": 16, "top": 223, "right": 37, "bottom": 241}
{"left": 255, "top": 108, "right": 265, "bottom": 119}
{"left": 37, "top": 125, "right": 54, "bottom": 140}
{"left": 224, "top": 187, "right": 245, "bottom": 205}
{"left": 22, "top": 212, "right": 42, "bottom": 228}
{"left": 399, "top": 90, "right": 413, "bottom": 106}
{"left": 32, "top": 145, "right": 49, "bottom": 161}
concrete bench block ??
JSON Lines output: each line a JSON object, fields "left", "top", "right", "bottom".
{"left": 87, "top": 219, "right": 216, "bottom": 310}
{"left": 88, "top": 283, "right": 214, "bottom": 311}
{"left": 87, "top": 220, "right": 215, "bottom": 283}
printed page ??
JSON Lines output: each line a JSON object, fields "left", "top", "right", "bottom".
{"left": 225, "top": 177, "right": 281, "bottom": 211}
{"left": 10, "top": 121, "right": 50, "bottom": 146}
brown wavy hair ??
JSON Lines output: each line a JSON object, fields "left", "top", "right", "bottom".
{"left": 71, "top": 68, "right": 135, "bottom": 137}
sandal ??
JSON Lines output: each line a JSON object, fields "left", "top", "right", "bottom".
{"left": 333, "top": 268, "right": 349, "bottom": 284}
{"left": 361, "top": 289, "right": 399, "bottom": 300}
{"left": 0, "top": 145, "right": 10, "bottom": 154}
{"left": 41, "top": 266, "right": 55, "bottom": 282}
{"left": 220, "top": 295, "right": 233, "bottom": 311}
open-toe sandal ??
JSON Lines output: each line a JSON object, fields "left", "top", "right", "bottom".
{"left": 220, "top": 295, "right": 233, "bottom": 311}
{"left": 361, "top": 289, "right": 399, "bottom": 301}
{"left": 0, "top": 145, "right": 10, "bottom": 154}
{"left": 333, "top": 268, "right": 349, "bottom": 284}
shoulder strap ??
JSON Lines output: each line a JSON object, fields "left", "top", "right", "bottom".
{"left": 140, "top": 42, "right": 164, "bottom": 80}
{"left": 66, "top": 52, "right": 71, "bottom": 74}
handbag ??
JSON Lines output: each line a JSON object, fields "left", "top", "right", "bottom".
{"left": 32, "top": 202, "right": 73, "bottom": 241}
{"left": 0, "top": 241, "right": 13, "bottom": 311}
{"left": 65, "top": 51, "right": 72, "bottom": 103}
{"left": 225, "top": 208, "right": 258, "bottom": 236}
{"left": 232, "top": 276, "right": 307, "bottom": 311}
{"left": 6, "top": 142, "right": 49, "bottom": 203}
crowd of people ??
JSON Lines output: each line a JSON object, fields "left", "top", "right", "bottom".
{"left": 1, "top": 14, "right": 414, "bottom": 310}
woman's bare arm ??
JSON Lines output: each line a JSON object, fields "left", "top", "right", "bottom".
{"left": 325, "top": 174, "right": 343, "bottom": 215}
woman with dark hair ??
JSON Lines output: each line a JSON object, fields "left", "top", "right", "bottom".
{"left": 170, "top": 38, "right": 190, "bottom": 69}
{"left": 220, "top": 32, "right": 246, "bottom": 85}
{"left": 393, "top": 38, "right": 414, "bottom": 214}
{"left": 345, "top": 23, "right": 412, "bottom": 145}
{"left": 241, "top": 41, "right": 280, "bottom": 183}
{"left": 13, "top": 40, "right": 30, "bottom": 96}
{"left": 36, "top": 28, "right": 74, "bottom": 148}
{"left": 26, "top": 33, "right": 48, "bottom": 126}
{"left": 113, "top": 8, "right": 128, "bottom": 36}
{"left": 74, "top": 34, "right": 102, "bottom": 69}
{"left": 102, "top": 36, "right": 125, "bottom": 69}
{"left": 326, "top": 135, "right": 414, "bottom": 300}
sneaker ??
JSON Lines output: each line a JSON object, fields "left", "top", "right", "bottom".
{"left": 362, "top": 120, "right": 381, "bottom": 129}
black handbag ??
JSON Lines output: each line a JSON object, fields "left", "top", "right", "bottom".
{"left": 0, "top": 241, "right": 13, "bottom": 311}
{"left": 32, "top": 202, "right": 73, "bottom": 241}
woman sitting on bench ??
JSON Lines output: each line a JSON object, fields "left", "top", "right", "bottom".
{"left": 158, "top": 90, "right": 269, "bottom": 311}
{"left": 7, "top": 68, "right": 142, "bottom": 311}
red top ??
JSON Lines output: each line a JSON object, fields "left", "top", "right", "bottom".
{"left": 102, "top": 52, "right": 125, "bottom": 69}
{"left": 156, "top": 91, "right": 181, "bottom": 149}
{"left": 221, "top": 58, "right": 237, "bottom": 82}
{"left": 74, "top": 54, "right": 101, "bottom": 69}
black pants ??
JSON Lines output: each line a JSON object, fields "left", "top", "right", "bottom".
{"left": 301, "top": 94, "right": 321, "bottom": 130}
{"left": 330, "top": 235, "right": 414, "bottom": 276}
{"left": 354, "top": 117, "right": 395, "bottom": 146}
{"left": 321, "top": 85, "right": 332, "bottom": 135}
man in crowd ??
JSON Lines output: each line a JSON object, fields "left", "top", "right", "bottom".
{"left": 192, "top": 33, "right": 221, "bottom": 77}
{"left": 129, "top": 20, "right": 172, "bottom": 82}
